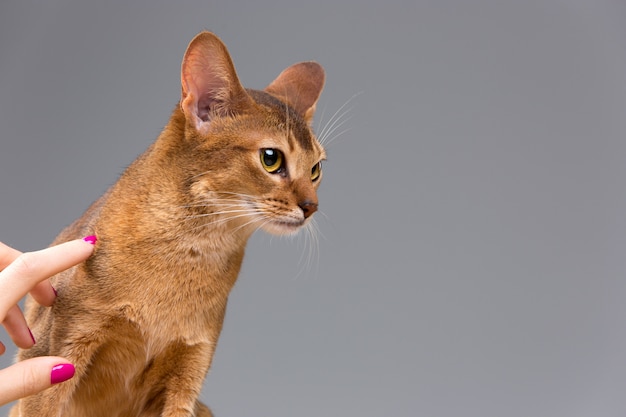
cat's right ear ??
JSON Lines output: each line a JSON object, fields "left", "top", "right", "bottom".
{"left": 180, "top": 32, "right": 252, "bottom": 134}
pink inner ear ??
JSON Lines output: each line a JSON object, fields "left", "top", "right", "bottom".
{"left": 197, "top": 97, "right": 211, "bottom": 121}
{"left": 180, "top": 32, "right": 249, "bottom": 127}
{"left": 181, "top": 50, "right": 230, "bottom": 122}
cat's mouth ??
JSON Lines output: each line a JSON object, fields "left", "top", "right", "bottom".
{"left": 245, "top": 201, "right": 309, "bottom": 236}
{"left": 262, "top": 218, "right": 306, "bottom": 236}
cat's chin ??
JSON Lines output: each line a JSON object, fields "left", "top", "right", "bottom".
{"left": 261, "top": 219, "right": 307, "bottom": 236}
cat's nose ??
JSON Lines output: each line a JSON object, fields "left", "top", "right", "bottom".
{"left": 299, "top": 200, "right": 318, "bottom": 219}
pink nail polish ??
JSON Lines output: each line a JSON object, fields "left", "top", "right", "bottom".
{"left": 51, "top": 363, "right": 75, "bottom": 384}
{"left": 83, "top": 235, "right": 97, "bottom": 245}
{"left": 29, "top": 328, "right": 36, "bottom": 345}
{"left": 52, "top": 286, "right": 58, "bottom": 297}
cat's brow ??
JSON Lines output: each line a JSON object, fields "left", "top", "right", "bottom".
{"left": 287, "top": 131, "right": 296, "bottom": 152}
{"left": 247, "top": 89, "right": 315, "bottom": 151}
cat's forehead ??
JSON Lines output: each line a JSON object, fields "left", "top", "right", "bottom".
{"left": 255, "top": 133, "right": 325, "bottom": 161}
{"left": 247, "top": 89, "right": 321, "bottom": 153}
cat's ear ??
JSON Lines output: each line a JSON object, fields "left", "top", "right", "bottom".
{"left": 265, "top": 62, "right": 325, "bottom": 124}
{"left": 181, "top": 32, "right": 252, "bottom": 133}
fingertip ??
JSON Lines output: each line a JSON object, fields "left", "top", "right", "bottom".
{"left": 2, "top": 305, "right": 36, "bottom": 349}
{"left": 75, "top": 235, "right": 97, "bottom": 258}
{"left": 50, "top": 363, "right": 75, "bottom": 384}
{"left": 30, "top": 280, "right": 58, "bottom": 307}
{"left": 0, "top": 357, "right": 75, "bottom": 405}
{"left": 82, "top": 235, "right": 97, "bottom": 245}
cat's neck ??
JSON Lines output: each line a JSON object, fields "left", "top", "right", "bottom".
{"left": 90, "top": 112, "right": 252, "bottom": 290}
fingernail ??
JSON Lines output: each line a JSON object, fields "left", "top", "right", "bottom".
{"left": 29, "top": 328, "right": 36, "bottom": 345}
{"left": 52, "top": 286, "right": 58, "bottom": 297}
{"left": 83, "top": 235, "right": 97, "bottom": 245}
{"left": 51, "top": 363, "right": 75, "bottom": 384}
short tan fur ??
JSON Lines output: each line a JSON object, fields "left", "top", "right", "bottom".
{"left": 11, "top": 31, "right": 325, "bottom": 417}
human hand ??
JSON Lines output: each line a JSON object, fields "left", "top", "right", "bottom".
{"left": 0, "top": 236, "right": 96, "bottom": 405}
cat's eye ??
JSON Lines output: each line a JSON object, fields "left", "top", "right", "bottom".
{"left": 260, "top": 148, "right": 284, "bottom": 174}
{"left": 311, "top": 162, "right": 322, "bottom": 181}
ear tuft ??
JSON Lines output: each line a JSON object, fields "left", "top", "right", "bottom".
{"left": 180, "top": 32, "right": 251, "bottom": 133}
{"left": 265, "top": 62, "right": 325, "bottom": 124}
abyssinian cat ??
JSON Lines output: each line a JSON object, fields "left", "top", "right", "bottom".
{"left": 11, "top": 31, "right": 325, "bottom": 416}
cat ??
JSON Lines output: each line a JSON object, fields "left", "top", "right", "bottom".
{"left": 11, "top": 31, "right": 325, "bottom": 417}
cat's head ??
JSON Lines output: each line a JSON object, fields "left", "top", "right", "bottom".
{"left": 178, "top": 32, "right": 325, "bottom": 236}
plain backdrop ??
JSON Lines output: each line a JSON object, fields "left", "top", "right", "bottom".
{"left": 2, "top": 1, "right": 626, "bottom": 416}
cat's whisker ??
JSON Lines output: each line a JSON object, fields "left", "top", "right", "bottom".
{"left": 176, "top": 196, "right": 263, "bottom": 214}
{"left": 211, "top": 191, "right": 265, "bottom": 203}
{"left": 231, "top": 214, "right": 271, "bottom": 234}
{"left": 308, "top": 219, "right": 321, "bottom": 272}
{"left": 318, "top": 105, "right": 353, "bottom": 143}
{"left": 177, "top": 190, "right": 264, "bottom": 209}
{"left": 175, "top": 203, "right": 252, "bottom": 217}
{"left": 314, "top": 208, "right": 330, "bottom": 223}
{"left": 318, "top": 108, "right": 353, "bottom": 147}
{"left": 293, "top": 218, "right": 321, "bottom": 280}
{"left": 316, "top": 105, "right": 327, "bottom": 138}
{"left": 181, "top": 208, "right": 256, "bottom": 221}
{"left": 176, "top": 195, "right": 278, "bottom": 235}
{"left": 316, "top": 92, "right": 362, "bottom": 146}
{"left": 312, "top": 212, "right": 329, "bottom": 242}
{"left": 186, "top": 217, "right": 246, "bottom": 233}
{"left": 181, "top": 208, "right": 263, "bottom": 233}
{"left": 176, "top": 202, "right": 243, "bottom": 210}
{"left": 319, "top": 122, "right": 354, "bottom": 148}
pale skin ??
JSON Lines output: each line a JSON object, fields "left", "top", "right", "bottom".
{"left": 0, "top": 238, "right": 95, "bottom": 405}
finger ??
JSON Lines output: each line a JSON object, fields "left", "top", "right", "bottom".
{"left": 0, "top": 357, "right": 75, "bottom": 406}
{"left": 0, "top": 238, "right": 95, "bottom": 322}
{"left": 0, "top": 242, "right": 57, "bottom": 306}
{"left": 28, "top": 278, "right": 57, "bottom": 307}
{"left": 0, "top": 241, "right": 22, "bottom": 270}
{"left": 2, "top": 304, "right": 35, "bottom": 349}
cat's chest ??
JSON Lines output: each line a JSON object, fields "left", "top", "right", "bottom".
{"left": 85, "top": 237, "right": 240, "bottom": 349}
{"left": 110, "top": 276, "right": 228, "bottom": 351}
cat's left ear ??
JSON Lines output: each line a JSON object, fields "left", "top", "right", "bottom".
{"left": 180, "top": 32, "right": 252, "bottom": 133}
{"left": 265, "top": 62, "right": 325, "bottom": 125}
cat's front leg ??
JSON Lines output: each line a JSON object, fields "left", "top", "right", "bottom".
{"left": 158, "top": 341, "right": 215, "bottom": 417}
{"left": 194, "top": 401, "right": 215, "bottom": 417}
{"left": 14, "top": 332, "right": 106, "bottom": 417}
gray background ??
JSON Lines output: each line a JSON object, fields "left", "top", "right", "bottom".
{"left": 1, "top": 1, "right": 626, "bottom": 416}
